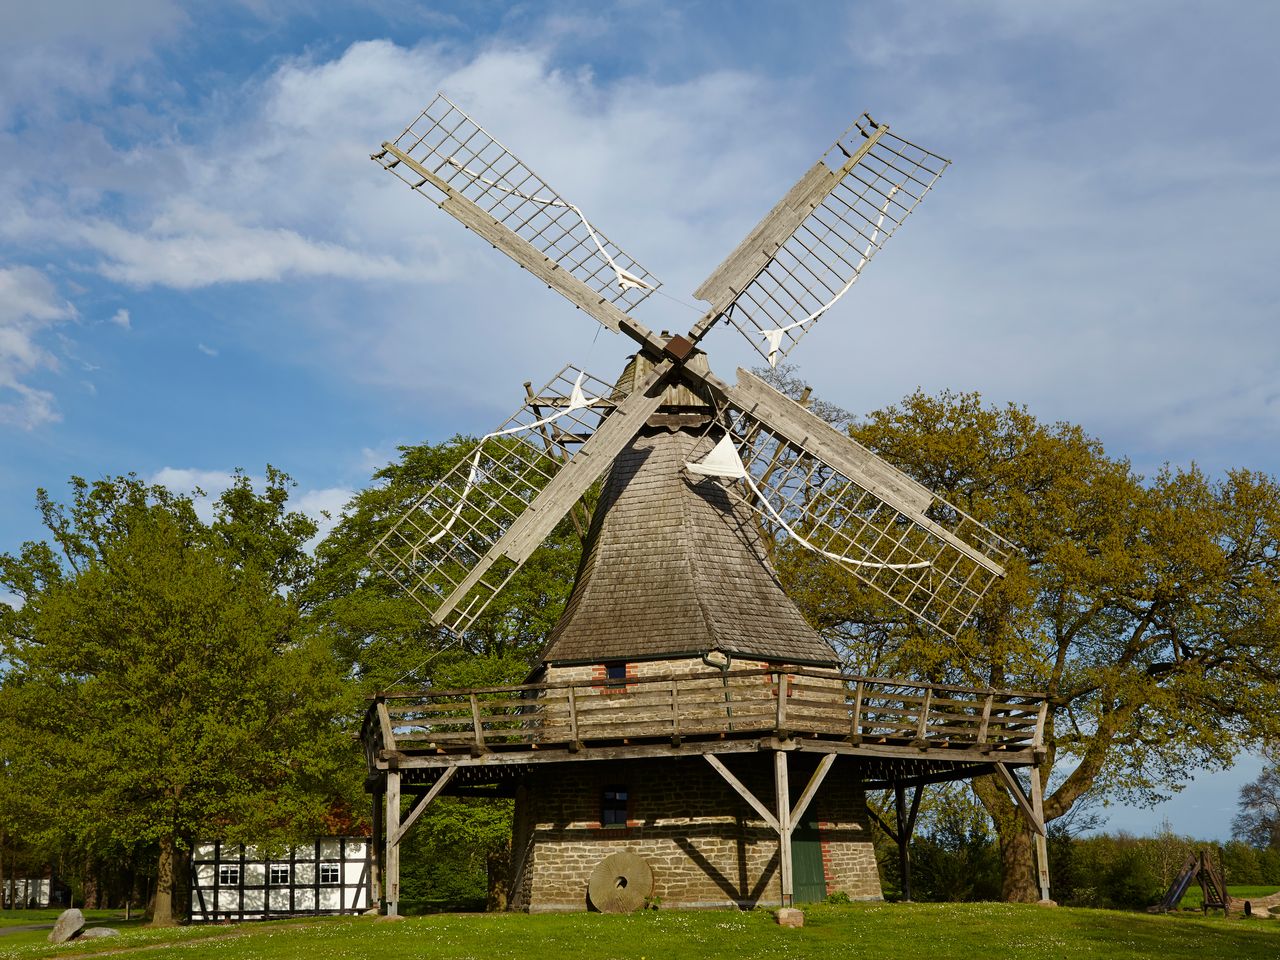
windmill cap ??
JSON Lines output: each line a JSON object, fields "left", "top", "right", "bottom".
{"left": 612, "top": 349, "right": 715, "bottom": 413}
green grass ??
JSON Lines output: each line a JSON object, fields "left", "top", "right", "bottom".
{"left": 0, "top": 903, "right": 1277, "bottom": 960}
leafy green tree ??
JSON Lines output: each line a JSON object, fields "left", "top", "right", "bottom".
{"left": 772, "top": 386, "right": 1280, "bottom": 901}
{"left": 0, "top": 470, "right": 353, "bottom": 924}
{"left": 1233, "top": 756, "right": 1280, "bottom": 849}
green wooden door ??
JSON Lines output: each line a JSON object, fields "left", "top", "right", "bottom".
{"left": 791, "top": 817, "right": 826, "bottom": 903}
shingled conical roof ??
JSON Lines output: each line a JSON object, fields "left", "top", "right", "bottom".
{"left": 537, "top": 359, "right": 838, "bottom": 669}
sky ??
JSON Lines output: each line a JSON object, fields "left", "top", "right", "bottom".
{"left": 1, "top": 0, "right": 1277, "bottom": 840}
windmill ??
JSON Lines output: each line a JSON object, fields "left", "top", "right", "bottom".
{"left": 362, "top": 95, "right": 1050, "bottom": 915}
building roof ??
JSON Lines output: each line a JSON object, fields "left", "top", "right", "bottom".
{"left": 537, "top": 421, "right": 839, "bottom": 669}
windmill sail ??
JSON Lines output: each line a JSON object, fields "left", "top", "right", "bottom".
{"left": 694, "top": 115, "right": 949, "bottom": 366}
{"left": 373, "top": 93, "right": 662, "bottom": 336}
{"left": 370, "top": 362, "right": 673, "bottom": 636}
{"left": 712, "top": 370, "right": 1013, "bottom": 638}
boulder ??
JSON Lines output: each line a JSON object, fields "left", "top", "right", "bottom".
{"left": 47, "top": 908, "right": 85, "bottom": 944}
{"left": 80, "top": 928, "right": 121, "bottom": 939}
{"left": 775, "top": 907, "right": 805, "bottom": 928}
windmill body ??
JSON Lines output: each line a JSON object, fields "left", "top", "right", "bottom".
{"left": 360, "top": 95, "right": 1053, "bottom": 913}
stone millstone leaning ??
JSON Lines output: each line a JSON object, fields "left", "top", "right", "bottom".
{"left": 48, "top": 908, "right": 85, "bottom": 944}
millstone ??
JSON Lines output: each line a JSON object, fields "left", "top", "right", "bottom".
{"left": 587, "top": 852, "right": 653, "bottom": 913}
{"left": 47, "top": 908, "right": 85, "bottom": 944}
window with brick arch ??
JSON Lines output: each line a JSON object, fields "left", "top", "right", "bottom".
{"left": 604, "top": 662, "right": 627, "bottom": 689}
{"left": 601, "top": 785, "right": 629, "bottom": 827}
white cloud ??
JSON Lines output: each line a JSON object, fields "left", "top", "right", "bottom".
{"left": 0, "top": 264, "right": 75, "bottom": 429}
{"left": 293, "top": 485, "right": 355, "bottom": 545}
{"left": 196, "top": 342, "right": 218, "bottom": 357}
{"left": 109, "top": 308, "right": 131, "bottom": 330}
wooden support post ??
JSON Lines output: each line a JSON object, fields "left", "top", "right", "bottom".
{"left": 895, "top": 784, "right": 912, "bottom": 902}
{"left": 1028, "top": 764, "right": 1052, "bottom": 902}
{"left": 371, "top": 785, "right": 384, "bottom": 912}
{"left": 384, "top": 771, "right": 401, "bottom": 917}
{"left": 775, "top": 750, "right": 793, "bottom": 907}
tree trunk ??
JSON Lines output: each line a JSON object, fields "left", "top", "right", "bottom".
{"left": 151, "top": 837, "right": 179, "bottom": 926}
{"left": 997, "top": 820, "right": 1039, "bottom": 902}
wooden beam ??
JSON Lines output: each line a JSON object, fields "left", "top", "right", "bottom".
{"left": 392, "top": 767, "right": 458, "bottom": 847}
{"left": 692, "top": 122, "right": 887, "bottom": 315}
{"left": 1029, "top": 764, "right": 1052, "bottom": 901}
{"left": 789, "top": 753, "right": 836, "bottom": 831}
{"left": 703, "top": 754, "right": 780, "bottom": 833}
{"left": 775, "top": 751, "right": 793, "bottom": 907}
{"left": 376, "top": 701, "right": 397, "bottom": 753}
{"left": 384, "top": 771, "right": 401, "bottom": 916}
{"left": 727, "top": 369, "right": 1005, "bottom": 577}
{"left": 381, "top": 143, "right": 661, "bottom": 348}
{"left": 994, "top": 763, "right": 1045, "bottom": 837}
{"left": 375, "top": 735, "right": 1041, "bottom": 771}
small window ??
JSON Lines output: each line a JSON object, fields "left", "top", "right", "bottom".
{"left": 319, "top": 863, "right": 341, "bottom": 885}
{"left": 601, "top": 785, "right": 629, "bottom": 827}
{"left": 218, "top": 865, "right": 241, "bottom": 886}
{"left": 269, "top": 864, "right": 290, "bottom": 885}
{"left": 605, "top": 662, "right": 627, "bottom": 689}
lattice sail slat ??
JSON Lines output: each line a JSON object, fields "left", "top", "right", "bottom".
{"left": 712, "top": 374, "right": 1012, "bottom": 639}
{"left": 374, "top": 92, "right": 661, "bottom": 321}
{"left": 369, "top": 365, "right": 624, "bottom": 636}
{"left": 698, "top": 114, "right": 949, "bottom": 366}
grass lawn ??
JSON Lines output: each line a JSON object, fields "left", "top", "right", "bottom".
{"left": 0, "top": 903, "right": 1276, "bottom": 960}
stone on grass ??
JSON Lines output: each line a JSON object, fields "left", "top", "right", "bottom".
{"left": 80, "top": 928, "right": 120, "bottom": 939}
{"left": 48, "top": 908, "right": 85, "bottom": 944}
{"left": 374, "top": 913, "right": 405, "bottom": 922}
{"left": 775, "top": 907, "right": 805, "bottom": 928}
{"left": 1036, "top": 899, "right": 1059, "bottom": 908}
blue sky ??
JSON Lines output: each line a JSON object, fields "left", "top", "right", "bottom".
{"left": 2, "top": 1, "right": 1277, "bottom": 839}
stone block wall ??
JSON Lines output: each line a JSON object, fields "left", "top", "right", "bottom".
{"left": 508, "top": 753, "right": 881, "bottom": 912}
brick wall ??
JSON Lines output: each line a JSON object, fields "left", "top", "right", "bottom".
{"left": 508, "top": 754, "right": 881, "bottom": 912}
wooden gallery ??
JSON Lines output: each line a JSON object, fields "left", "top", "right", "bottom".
{"left": 360, "top": 362, "right": 1052, "bottom": 914}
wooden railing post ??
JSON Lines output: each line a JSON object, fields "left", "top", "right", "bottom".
{"left": 567, "top": 684, "right": 580, "bottom": 750}
{"left": 775, "top": 671, "right": 789, "bottom": 736}
{"left": 849, "top": 681, "right": 864, "bottom": 743}
{"left": 469, "top": 694, "right": 486, "bottom": 754}
{"left": 976, "top": 694, "right": 993, "bottom": 747}
{"left": 670, "top": 678, "right": 681, "bottom": 745}
{"left": 914, "top": 686, "right": 932, "bottom": 745}
{"left": 1033, "top": 699, "right": 1049, "bottom": 750}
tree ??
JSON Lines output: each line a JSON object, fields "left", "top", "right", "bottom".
{"left": 0, "top": 470, "right": 354, "bottom": 924}
{"left": 773, "top": 387, "right": 1280, "bottom": 900}
{"left": 1233, "top": 756, "right": 1280, "bottom": 848}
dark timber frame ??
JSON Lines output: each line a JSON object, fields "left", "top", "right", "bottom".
{"left": 363, "top": 665, "right": 1052, "bottom": 912}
